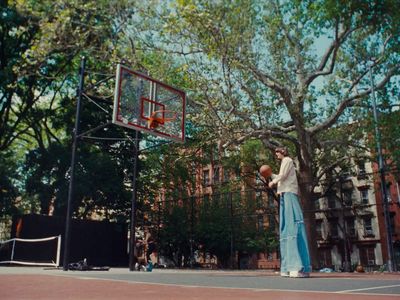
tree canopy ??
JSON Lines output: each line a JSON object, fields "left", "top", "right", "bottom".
{"left": 121, "top": 0, "right": 400, "bottom": 266}
{"left": 1, "top": 0, "right": 399, "bottom": 268}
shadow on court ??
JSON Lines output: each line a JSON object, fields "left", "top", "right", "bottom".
{"left": 1, "top": 267, "right": 399, "bottom": 300}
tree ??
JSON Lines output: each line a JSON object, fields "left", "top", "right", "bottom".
{"left": 0, "top": 1, "right": 40, "bottom": 151}
{"left": 1, "top": 0, "right": 141, "bottom": 219}
{"left": 158, "top": 204, "right": 192, "bottom": 267}
{"left": 0, "top": 150, "right": 20, "bottom": 218}
{"left": 123, "top": 0, "right": 400, "bottom": 268}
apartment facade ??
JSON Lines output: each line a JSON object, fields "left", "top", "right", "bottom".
{"left": 314, "top": 160, "right": 385, "bottom": 271}
{"left": 371, "top": 161, "right": 400, "bottom": 270}
{"left": 189, "top": 157, "right": 400, "bottom": 270}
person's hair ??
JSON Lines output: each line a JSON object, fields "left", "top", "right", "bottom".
{"left": 275, "top": 147, "right": 289, "bottom": 156}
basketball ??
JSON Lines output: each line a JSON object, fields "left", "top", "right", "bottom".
{"left": 259, "top": 165, "right": 272, "bottom": 178}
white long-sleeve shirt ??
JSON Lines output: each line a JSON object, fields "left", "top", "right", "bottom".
{"left": 271, "top": 156, "right": 299, "bottom": 195}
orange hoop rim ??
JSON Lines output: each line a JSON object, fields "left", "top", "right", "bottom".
{"left": 147, "top": 110, "right": 177, "bottom": 129}
{"left": 151, "top": 110, "right": 177, "bottom": 121}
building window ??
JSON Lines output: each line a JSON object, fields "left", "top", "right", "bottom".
{"left": 213, "top": 166, "right": 220, "bottom": 184}
{"left": 363, "top": 217, "right": 374, "bottom": 236}
{"left": 357, "top": 161, "right": 366, "bottom": 179}
{"left": 360, "top": 189, "right": 369, "bottom": 204}
{"left": 203, "top": 170, "right": 210, "bottom": 186}
{"left": 360, "top": 246, "right": 376, "bottom": 266}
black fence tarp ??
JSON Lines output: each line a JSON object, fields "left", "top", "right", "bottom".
{"left": 10, "top": 214, "right": 128, "bottom": 267}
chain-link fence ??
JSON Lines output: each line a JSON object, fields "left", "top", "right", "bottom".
{"left": 137, "top": 188, "right": 280, "bottom": 269}
{"left": 0, "top": 217, "right": 12, "bottom": 241}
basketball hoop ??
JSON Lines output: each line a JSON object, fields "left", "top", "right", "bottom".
{"left": 113, "top": 64, "right": 186, "bottom": 142}
{"left": 148, "top": 110, "right": 177, "bottom": 129}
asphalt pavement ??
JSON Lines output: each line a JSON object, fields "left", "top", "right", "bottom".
{"left": 1, "top": 266, "right": 399, "bottom": 299}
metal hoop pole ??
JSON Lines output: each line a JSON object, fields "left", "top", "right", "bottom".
{"left": 129, "top": 131, "right": 141, "bottom": 271}
{"left": 63, "top": 57, "right": 86, "bottom": 271}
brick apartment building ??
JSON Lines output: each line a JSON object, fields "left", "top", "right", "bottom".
{"left": 156, "top": 153, "right": 400, "bottom": 271}
{"left": 371, "top": 161, "right": 400, "bottom": 270}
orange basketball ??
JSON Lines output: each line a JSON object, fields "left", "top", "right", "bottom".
{"left": 259, "top": 165, "right": 272, "bottom": 178}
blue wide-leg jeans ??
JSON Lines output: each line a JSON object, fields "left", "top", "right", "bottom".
{"left": 279, "top": 192, "right": 311, "bottom": 273}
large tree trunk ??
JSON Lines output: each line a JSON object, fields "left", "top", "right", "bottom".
{"left": 298, "top": 174, "right": 319, "bottom": 271}
{"left": 297, "top": 133, "right": 319, "bottom": 270}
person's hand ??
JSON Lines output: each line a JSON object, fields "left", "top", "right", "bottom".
{"left": 268, "top": 181, "right": 274, "bottom": 188}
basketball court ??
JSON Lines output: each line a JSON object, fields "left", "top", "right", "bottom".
{"left": 2, "top": 63, "right": 399, "bottom": 300}
{"left": 1, "top": 267, "right": 399, "bottom": 300}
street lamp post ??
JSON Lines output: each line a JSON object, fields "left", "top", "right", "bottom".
{"left": 368, "top": 65, "right": 396, "bottom": 272}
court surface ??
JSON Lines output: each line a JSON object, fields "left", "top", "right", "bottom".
{"left": 1, "top": 266, "right": 399, "bottom": 299}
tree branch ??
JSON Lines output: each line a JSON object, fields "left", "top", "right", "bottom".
{"left": 309, "top": 63, "right": 399, "bottom": 135}
{"left": 222, "top": 127, "right": 298, "bottom": 149}
{"left": 305, "top": 26, "right": 355, "bottom": 86}
{"left": 245, "top": 64, "right": 289, "bottom": 99}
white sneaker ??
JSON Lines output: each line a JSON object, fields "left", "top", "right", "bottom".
{"left": 289, "top": 271, "right": 309, "bottom": 278}
{"left": 280, "top": 272, "right": 290, "bottom": 277}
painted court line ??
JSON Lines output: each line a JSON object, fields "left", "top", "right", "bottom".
{"left": 336, "top": 284, "right": 400, "bottom": 294}
{"left": 60, "top": 274, "right": 400, "bottom": 297}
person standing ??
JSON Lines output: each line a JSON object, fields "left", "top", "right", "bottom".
{"left": 268, "top": 147, "right": 311, "bottom": 278}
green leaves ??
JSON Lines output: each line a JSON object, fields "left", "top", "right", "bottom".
{"left": 1, "top": 0, "right": 135, "bottom": 219}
